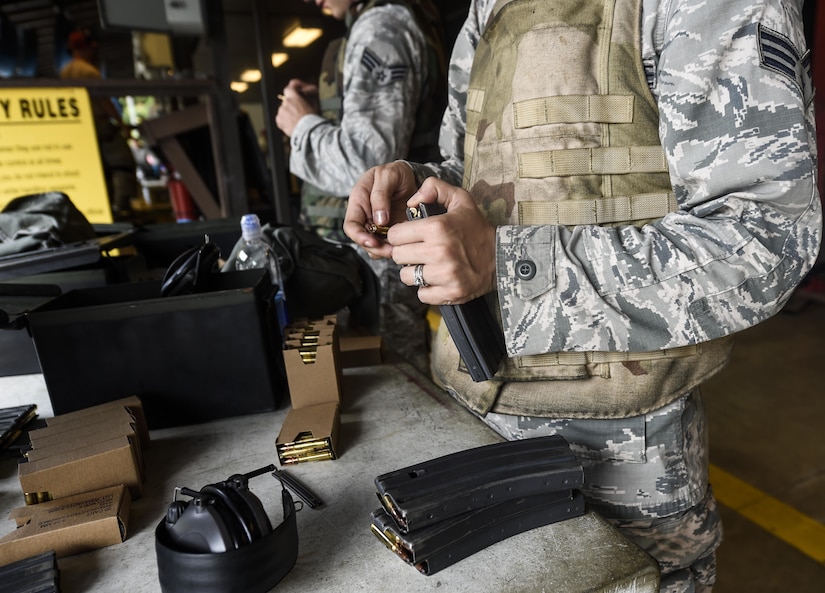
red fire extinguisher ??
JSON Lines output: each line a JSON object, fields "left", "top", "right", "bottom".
{"left": 167, "top": 170, "right": 198, "bottom": 223}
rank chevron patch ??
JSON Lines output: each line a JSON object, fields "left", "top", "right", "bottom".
{"left": 361, "top": 47, "right": 408, "bottom": 85}
{"left": 757, "top": 24, "right": 812, "bottom": 100}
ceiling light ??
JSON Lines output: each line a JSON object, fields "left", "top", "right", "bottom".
{"left": 283, "top": 26, "right": 323, "bottom": 48}
{"left": 231, "top": 81, "right": 249, "bottom": 93}
{"left": 240, "top": 69, "right": 262, "bottom": 83}
{"left": 271, "top": 53, "right": 288, "bottom": 68}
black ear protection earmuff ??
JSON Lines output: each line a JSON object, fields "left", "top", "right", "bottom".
{"left": 163, "top": 468, "right": 274, "bottom": 553}
{"left": 160, "top": 235, "right": 221, "bottom": 298}
{"left": 155, "top": 465, "right": 299, "bottom": 593}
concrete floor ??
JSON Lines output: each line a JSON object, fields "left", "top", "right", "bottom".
{"left": 701, "top": 296, "right": 825, "bottom": 591}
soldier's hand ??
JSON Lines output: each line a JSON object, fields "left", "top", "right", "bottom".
{"left": 287, "top": 79, "right": 320, "bottom": 111}
{"left": 388, "top": 177, "right": 497, "bottom": 305}
{"left": 275, "top": 82, "right": 318, "bottom": 137}
{"left": 344, "top": 161, "right": 418, "bottom": 258}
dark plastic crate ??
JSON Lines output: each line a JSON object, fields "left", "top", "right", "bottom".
{"left": 25, "top": 269, "right": 285, "bottom": 428}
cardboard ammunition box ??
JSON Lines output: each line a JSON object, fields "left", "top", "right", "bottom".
{"left": 19, "top": 435, "right": 143, "bottom": 502}
{"left": 43, "top": 395, "right": 150, "bottom": 449}
{"left": 339, "top": 335, "right": 383, "bottom": 368}
{"left": 284, "top": 315, "right": 337, "bottom": 338}
{"left": 24, "top": 420, "right": 144, "bottom": 481}
{"left": 283, "top": 316, "right": 341, "bottom": 407}
{"left": 275, "top": 401, "right": 340, "bottom": 464}
{"left": 282, "top": 339, "right": 340, "bottom": 407}
{"left": 0, "top": 485, "right": 130, "bottom": 566}
{"left": 277, "top": 317, "right": 342, "bottom": 464}
{"left": 28, "top": 417, "right": 140, "bottom": 454}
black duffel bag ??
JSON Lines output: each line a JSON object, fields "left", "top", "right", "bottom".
{"left": 222, "top": 224, "right": 379, "bottom": 329}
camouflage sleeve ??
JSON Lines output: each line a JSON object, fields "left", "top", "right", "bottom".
{"left": 408, "top": 0, "right": 492, "bottom": 186}
{"left": 497, "top": 0, "right": 821, "bottom": 356}
{"left": 288, "top": 5, "right": 428, "bottom": 196}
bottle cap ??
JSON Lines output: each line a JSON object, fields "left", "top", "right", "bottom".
{"left": 240, "top": 214, "right": 263, "bottom": 241}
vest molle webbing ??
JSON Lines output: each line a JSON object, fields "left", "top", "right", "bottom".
{"left": 431, "top": 0, "right": 733, "bottom": 419}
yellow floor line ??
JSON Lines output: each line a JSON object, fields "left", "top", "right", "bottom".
{"left": 710, "top": 464, "right": 825, "bottom": 565}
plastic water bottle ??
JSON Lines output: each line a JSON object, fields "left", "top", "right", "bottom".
{"left": 235, "top": 214, "right": 289, "bottom": 332}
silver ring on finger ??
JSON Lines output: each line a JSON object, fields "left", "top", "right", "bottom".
{"left": 413, "top": 263, "right": 429, "bottom": 288}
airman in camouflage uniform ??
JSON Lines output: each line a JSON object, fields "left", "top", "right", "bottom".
{"left": 276, "top": 0, "right": 447, "bottom": 373}
{"left": 343, "top": 0, "right": 822, "bottom": 590}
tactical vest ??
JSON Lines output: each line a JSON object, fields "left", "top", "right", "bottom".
{"left": 301, "top": 0, "right": 447, "bottom": 238}
{"left": 431, "top": 0, "right": 734, "bottom": 420}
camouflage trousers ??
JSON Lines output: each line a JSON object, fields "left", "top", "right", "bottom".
{"left": 483, "top": 390, "right": 722, "bottom": 593}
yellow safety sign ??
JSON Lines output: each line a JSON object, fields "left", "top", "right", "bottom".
{"left": 0, "top": 87, "right": 112, "bottom": 223}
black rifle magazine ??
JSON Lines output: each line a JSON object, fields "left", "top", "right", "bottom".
{"left": 0, "top": 550, "right": 59, "bottom": 593}
{"left": 406, "top": 202, "right": 505, "bottom": 382}
{"left": 375, "top": 435, "right": 571, "bottom": 492}
{"left": 374, "top": 436, "right": 584, "bottom": 533}
{"left": 370, "top": 490, "right": 585, "bottom": 576}
{"left": 440, "top": 296, "right": 506, "bottom": 382}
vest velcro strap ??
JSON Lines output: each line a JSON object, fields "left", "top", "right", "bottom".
{"left": 320, "top": 97, "right": 343, "bottom": 113}
{"left": 465, "top": 130, "right": 477, "bottom": 161}
{"left": 518, "top": 145, "right": 668, "bottom": 178}
{"left": 513, "top": 95, "right": 634, "bottom": 128}
{"left": 466, "top": 88, "right": 485, "bottom": 114}
{"left": 518, "top": 192, "right": 677, "bottom": 225}
{"left": 516, "top": 344, "right": 700, "bottom": 368}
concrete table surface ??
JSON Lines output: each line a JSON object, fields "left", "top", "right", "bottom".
{"left": 0, "top": 364, "right": 660, "bottom": 592}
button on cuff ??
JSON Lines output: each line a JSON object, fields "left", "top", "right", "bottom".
{"left": 515, "top": 259, "right": 537, "bottom": 281}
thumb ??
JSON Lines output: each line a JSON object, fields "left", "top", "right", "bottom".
{"left": 407, "top": 177, "right": 465, "bottom": 213}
